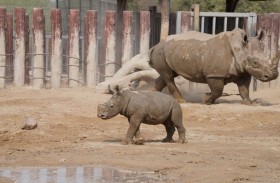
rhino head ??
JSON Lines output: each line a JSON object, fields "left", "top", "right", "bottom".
{"left": 97, "top": 85, "right": 123, "bottom": 120}
{"left": 228, "top": 28, "right": 280, "bottom": 81}
{"left": 244, "top": 30, "right": 280, "bottom": 81}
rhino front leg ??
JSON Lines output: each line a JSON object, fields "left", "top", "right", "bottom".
{"left": 236, "top": 76, "right": 252, "bottom": 105}
{"left": 122, "top": 115, "right": 142, "bottom": 145}
{"left": 134, "top": 127, "right": 144, "bottom": 145}
{"left": 203, "top": 78, "right": 224, "bottom": 104}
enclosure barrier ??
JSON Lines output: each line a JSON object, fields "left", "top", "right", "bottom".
{"left": 0, "top": 7, "right": 152, "bottom": 88}
{"left": 0, "top": 7, "right": 279, "bottom": 91}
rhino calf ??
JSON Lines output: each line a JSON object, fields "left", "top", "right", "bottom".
{"left": 97, "top": 86, "right": 187, "bottom": 145}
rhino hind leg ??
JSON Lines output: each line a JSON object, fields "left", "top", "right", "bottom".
{"left": 170, "top": 105, "right": 187, "bottom": 144}
{"left": 203, "top": 78, "right": 224, "bottom": 104}
{"left": 154, "top": 76, "right": 166, "bottom": 91}
{"left": 162, "top": 120, "right": 175, "bottom": 143}
{"left": 166, "top": 80, "right": 186, "bottom": 103}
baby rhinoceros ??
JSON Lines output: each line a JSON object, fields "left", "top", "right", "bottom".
{"left": 97, "top": 86, "right": 187, "bottom": 145}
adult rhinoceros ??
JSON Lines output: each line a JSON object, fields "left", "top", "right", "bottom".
{"left": 149, "top": 28, "right": 280, "bottom": 104}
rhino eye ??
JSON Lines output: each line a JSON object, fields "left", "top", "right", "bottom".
{"left": 110, "top": 104, "right": 114, "bottom": 108}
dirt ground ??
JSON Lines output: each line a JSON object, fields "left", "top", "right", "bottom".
{"left": 0, "top": 85, "right": 280, "bottom": 183}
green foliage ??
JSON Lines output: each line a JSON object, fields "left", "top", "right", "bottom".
{"left": 171, "top": 0, "right": 225, "bottom": 12}
{"left": 128, "top": 0, "right": 280, "bottom": 13}
{"left": 236, "top": 0, "right": 280, "bottom": 13}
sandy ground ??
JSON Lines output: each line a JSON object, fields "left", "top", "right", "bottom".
{"left": 0, "top": 86, "right": 280, "bottom": 183}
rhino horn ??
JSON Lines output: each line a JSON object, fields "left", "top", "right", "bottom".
{"left": 271, "top": 49, "right": 280, "bottom": 70}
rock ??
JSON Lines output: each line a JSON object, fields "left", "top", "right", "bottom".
{"left": 22, "top": 117, "right": 37, "bottom": 130}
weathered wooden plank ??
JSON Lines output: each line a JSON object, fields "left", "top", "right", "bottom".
{"left": 139, "top": 11, "right": 150, "bottom": 54}
{"left": 180, "top": 12, "right": 191, "bottom": 33}
{"left": 85, "top": 10, "right": 97, "bottom": 87}
{"left": 105, "top": 11, "right": 116, "bottom": 80}
{"left": 122, "top": 11, "right": 133, "bottom": 64}
{"left": 50, "top": 9, "right": 62, "bottom": 88}
{"left": 14, "top": 8, "right": 26, "bottom": 87}
{"left": 32, "top": 8, "right": 45, "bottom": 89}
{"left": 68, "top": 9, "right": 80, "bottom": 87}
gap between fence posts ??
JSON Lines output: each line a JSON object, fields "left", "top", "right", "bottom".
{"left": 5, "top": 13, "right": 13, "bottom": 84}
{"left": 0, "top": 8, "right": 6, "bottom": 88}
{"left": 14, "top": 8, "right": 26, "bottom": 87}
{"left": 68, "top": 9, "right": 80, "bottom": 87}
{"left": 32, "top": 8, "right": 45, "bottom": 89}
{"left": 121, "top": 11, "right": 133, "bottom": 64}
{"left": 24, "top": 14, "right": 30, "bottom": 85}
{"left": 85, "top": 10, "right": 97, "bottom": 88}
{"left": 50, "top": 9, "right": 62, "bottom": 89}
{"left": 105, "top": 11, "right": 116, "bottom": 80}
{"left": 139, "top": 11, "right": 150, "bottom": 54}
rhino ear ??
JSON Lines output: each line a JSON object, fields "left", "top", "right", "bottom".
{"left": 114, "top": 85, "right": 120, "bottom": 94}
{"left": 108, "top": 85, "right": 115, "bottom": 94}
{"left": 108, "top": 85, "right": 121, "bottom": 95}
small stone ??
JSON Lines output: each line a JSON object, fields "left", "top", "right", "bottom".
{"left": 22, "top": 117, "right": 37, "bottom": 130}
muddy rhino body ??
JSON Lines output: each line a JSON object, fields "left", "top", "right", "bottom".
{"left": 97, "top": 87, "right": 187, "bottom": 145}
{"left": 149, "top": 28, "right": 280, "bottom": 104}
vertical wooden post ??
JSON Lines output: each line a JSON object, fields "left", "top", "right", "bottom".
{"left": 24, "top": 14, "right": 30, "bottom": 85}
{"left": 50, "top": 9, "right": 62, "bottom": 88}
{"left": 122, "top": 11, "right": 133, "bottom": 64}
{"left": 5, "top": 13, "right": 13, "bottom": 84}
{"left": 105, "top": 11, "right": 116, "bottom": 80}
{"left": 85, "top": 10, "right": 97, "bottom": 87}
{"left": 193, "top": 4, "right": 200, "bottom": 31}
{"left": 160, "top": 0, "right": 170, "bottom": 40}
{"left": 116, "top": 0, "right": 127, "bottom": 69}
{"left": 181, "top": 12, "right": 192, "bottom": 33}
{"left": 139, "top": 11, "right": 150, "bottom": 54}
{"left": 68, "top": 9, "right": 80, "bottom": 87}
{"left": 33, "top": 8, "right": 45, "bottom": 89}
{"left": 14, "top": 8, "right": 26, "bottom": 87}
{"left": 0, "top": 8, "right": 6, "bottom": 88}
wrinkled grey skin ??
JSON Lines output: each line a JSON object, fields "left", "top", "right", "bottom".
{"left": 149, "top": 28, "right": 280, "bottom": 104}
{"left": 97, "top": 86, "right": 187, "bottom": 145}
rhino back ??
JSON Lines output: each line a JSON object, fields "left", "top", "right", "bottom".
{"left": 164, "top": 34, "right": 235, "bottom": 82}
{"left": 122, "top": 90, "right": 178, "bottom": 122}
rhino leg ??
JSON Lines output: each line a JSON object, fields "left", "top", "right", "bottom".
{"left": 134, "top": 127, "right": 144, "bottom": 145}
{"left": 162, "top": 120, "right": 175, "bottom": 143}
{"left": 122, "top": 115, "right": 142, "bottom": 145}
{"left": 170, "top": 105, "right": 187, "bottom": 143}
{"left": 236, "top": 76, "right": 252, "bottom": 105}
{"left": 154, "top": 76, "right": 166, "bottom": 91}
{"left": 203, "top": 78, "right": 224, "bottom": 104}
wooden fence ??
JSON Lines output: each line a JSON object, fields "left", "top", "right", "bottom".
{"left": 0, "top": 7, "right": 279, "bottom": 90}
{"left": 0, "top": 8, "right": 152, "bottom": 89}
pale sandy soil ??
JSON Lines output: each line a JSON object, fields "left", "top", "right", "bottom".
{"left": 0, "top": 86, "right": 279, "bottom": 183}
